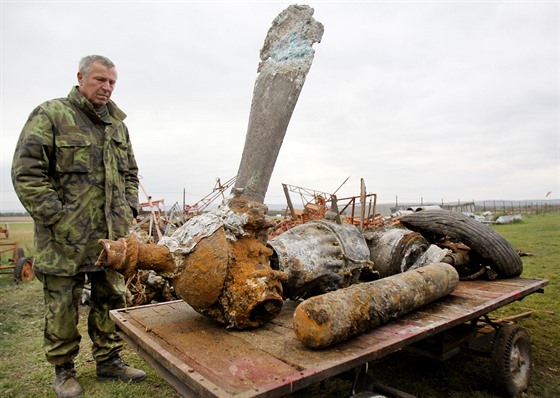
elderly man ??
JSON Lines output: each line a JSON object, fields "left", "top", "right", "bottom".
{"left": 12, "top": 55, "right": 146, "bottom": 398}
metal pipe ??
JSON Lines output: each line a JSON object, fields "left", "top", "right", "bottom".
{"left": 283, "top": 183, "right": 297, "bottom": 219}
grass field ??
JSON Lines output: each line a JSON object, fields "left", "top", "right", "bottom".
{"left": 0, "top": 212, "right": 558, "bottom": 397}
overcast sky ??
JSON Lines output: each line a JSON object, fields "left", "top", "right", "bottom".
{"left": 1, "top": 1, "right": 558, "bottom": 213}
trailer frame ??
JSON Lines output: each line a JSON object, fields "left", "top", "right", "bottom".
{"left": 111, "top": 277, "right": 548, "bottom": 398}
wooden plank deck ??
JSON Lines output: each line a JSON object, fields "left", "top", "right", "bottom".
{"left": 111, "top": 277, "right": 548, "bottom": 398}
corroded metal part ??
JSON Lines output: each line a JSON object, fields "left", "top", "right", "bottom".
{"left": 172, "top": 227, "right": 230, "bottom": 309}
{"left": 171, "top": 198, "right": 287, "bottom": 329}
{"left": 293, "top": 263, "right": 460, "bottom": 348}
{"left": 97, "top": 200, "right": 287, "bottom": 329}
{"left": 233, "top": 4, "right": 324, "bottom": 203}
{"left": 364, "top": 227, "right": 447, "bottom": 278}
{"left": 97, "top": 233, "right": 175, "bottom": 279}
{"left": 268, "top": 220, "right": 375, "bottom": 299}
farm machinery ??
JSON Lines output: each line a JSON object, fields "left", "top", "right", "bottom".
{"left": 0, "top": 224, "right": 34, "bottom": 282}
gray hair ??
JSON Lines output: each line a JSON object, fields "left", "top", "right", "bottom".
{"left": 79, "top": 55, "right": 115, "bottom": 77}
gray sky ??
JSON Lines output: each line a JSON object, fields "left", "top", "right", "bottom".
{"left": 1, "top": 1, "right": 559, "bottom": 213}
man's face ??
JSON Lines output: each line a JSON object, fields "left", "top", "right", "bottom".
{"left": 77, "top": 61, "right": 117, "bottom": 107}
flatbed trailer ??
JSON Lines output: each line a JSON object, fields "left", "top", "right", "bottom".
{"left": 111, "top": 277, "right": 548, "bottom": 398}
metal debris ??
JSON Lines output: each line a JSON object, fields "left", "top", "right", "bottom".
{"left": 268, "top": 220, "right": 376, "bottom": 299}
{"left": 293, "top": 263, "right": 460, "bottom": 348}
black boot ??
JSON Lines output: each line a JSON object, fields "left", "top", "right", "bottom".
{"left": 53, "top": 362, "right": 84, "bottom": 398}
{"left": 96, "top": 354, "right": 147, "bottom": 382}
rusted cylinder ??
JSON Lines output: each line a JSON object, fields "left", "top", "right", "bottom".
{"left": 233, "top": 5, "right": 324, "bottom": 203}
{"left": 268, "top": 220, "right": 374, "bottom": 299}
{"left": 293, "top": 263, "right": 460, "bottom": 348}
{"left": 364, "top": 227, "right": 431, "bottom": 278}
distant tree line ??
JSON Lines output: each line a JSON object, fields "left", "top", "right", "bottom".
{"left": 0, "top": 211, "right": 30, "bottom": 217}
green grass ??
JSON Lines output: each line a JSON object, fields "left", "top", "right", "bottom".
{"left": 490, "top": 213, "right": 560, "bottom": 398}
{"left": 0, "top": 213, "right": 558, "bottom": 397}
{"left": 0, "top": 220, "right": 182, "bottom": 398}
{"left": 0, "top": 278, "right": 181, "bottom": 398}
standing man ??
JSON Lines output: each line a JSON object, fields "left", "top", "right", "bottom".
{"left": 12, "top": 55, "right": 146, "bottom": 398}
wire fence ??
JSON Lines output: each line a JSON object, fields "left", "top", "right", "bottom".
{"left": 393, "top": 200, "right": 560, "bottom": 216}
{"left": 474, "top": 200, "right": 560, "bottom": 215}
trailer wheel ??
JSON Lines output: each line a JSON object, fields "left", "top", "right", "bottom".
{"left": 492, "top": 324, "right": 532, "bottom": 397}
{"left": 400, "top": 210, "right": 522, "bottom": 277}
{"left": 14, "top": 257, "right": 35, "bottom": 283}
{"left": 15, "top": 247, "right": 25, "bottom": 261}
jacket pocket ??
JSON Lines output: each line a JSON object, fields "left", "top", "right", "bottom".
{"left": 55, "top": 133, "right": 91, "bottom": 173}
{"left": 111, "top": 134, "right": 129, "bottom": 172}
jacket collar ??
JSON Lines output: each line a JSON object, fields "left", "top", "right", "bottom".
{"left": 68, "top": 86, "right": 127, "bottom": 124}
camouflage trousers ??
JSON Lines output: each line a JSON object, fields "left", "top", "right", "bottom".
{"left": 35, "top": 269, "right": 126, "bottom": 366}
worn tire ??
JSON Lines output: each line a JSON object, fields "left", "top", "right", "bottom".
{"left": 400, "top": 210, "right": 522, "bottom": 277}
{"left": 16, "top": 247, "right": 24, "bottom": 261}
{"left": 492, "top": 324, "right": 532, "bottom": 397}
{"left": 14, "top": 257, "right": 35, "bottom": 283}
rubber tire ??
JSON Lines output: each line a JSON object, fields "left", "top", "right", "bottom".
{"left": 13, "top": 257, "right": 35, "bottom": 283}
{"left": 16, "top": 247, "right": 24, "bottom": 261}
{"left": 492, "top": 324, "right": 532, "bottom": 397}
{"left": 400, "top": 210, "right": 522, "bottom": 278}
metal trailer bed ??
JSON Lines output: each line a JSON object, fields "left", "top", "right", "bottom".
{"left": 110, "top": 277, "right": 548, "bottom": 398}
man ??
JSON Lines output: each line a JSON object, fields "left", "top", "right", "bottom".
{"left": 12, "top": 55, "right": 146, "bottom": 398}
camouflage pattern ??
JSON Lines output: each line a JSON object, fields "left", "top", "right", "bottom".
{"left": 11, "top": 86, "right": 139, "bottom": 276}
{"left": 35, "top": 269, "right": 126, "bottom": 365}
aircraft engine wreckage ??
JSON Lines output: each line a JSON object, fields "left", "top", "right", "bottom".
{"left": 268, "top": 220, "right": 376, "bottom": 299}
{"left": 97, "top": 4, "right": 324, "bottom": 330}
{"left": 96, "top": 5, "right": 523, "bottom": 347}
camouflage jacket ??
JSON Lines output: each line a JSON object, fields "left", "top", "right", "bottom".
{"left": 11, "top": 86, "right": 139, "bottom": 276}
